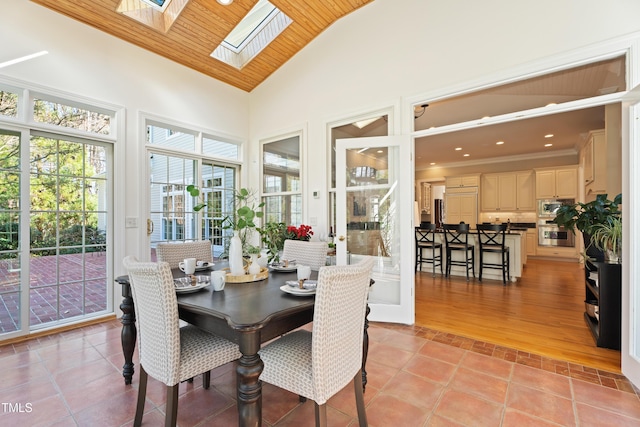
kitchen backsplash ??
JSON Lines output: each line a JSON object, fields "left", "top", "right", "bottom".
{"left": 478, "top": 211, "right": 537, "bottom": 224}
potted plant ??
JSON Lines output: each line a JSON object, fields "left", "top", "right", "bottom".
{"left": 187, "top": 186, "right": 264, "bottom": 275}
{"left": 257, "top": 222, "right": 287, "bottom": 264}
{"left": 553, "top": 193, "right": 622, "bottom": 261}
{"left": 590, "top": 216, "right": 622, "bottom": 263}
{"left": 246, "top": 244, "right": 263, "bottom": 274}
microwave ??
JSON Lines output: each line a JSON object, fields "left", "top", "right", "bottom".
{"left": 538, "top": 199, "right": 574, "bottom": 218}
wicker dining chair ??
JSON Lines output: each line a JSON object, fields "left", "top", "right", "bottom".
{"left": 258, "top": 257, "right": 375, "bottom": 427}
{"left": 155, "top": 240, "right": 213, "bottom": 268}
{"left": 122, "top": 256, "right": 241, "bottom": 427}
{"left": 282, "top": 239, "right": 329, "bottom": 271}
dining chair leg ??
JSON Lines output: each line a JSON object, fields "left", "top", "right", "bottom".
{"left": 134, "top": 367, "right": 148, "bottom": 427}
{"left": 353, "top": 369, "right": 368, "bottom": 427}
{"left": 165, "top": 384, "right": 179, "bottom": 427}
{"left": 203, "top": 371, "right": 211, "bottom": 389}
{"left": 315, "top": 402, "right": 328, "bottom": 427}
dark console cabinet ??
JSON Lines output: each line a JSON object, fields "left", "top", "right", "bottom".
{"left": 584, "top": 260, "right": 621, "bottom": 350}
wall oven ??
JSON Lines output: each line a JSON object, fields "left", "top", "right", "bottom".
{"left": 538, "top": 222, "right": 575, "bottom": 247}
{"left": 538, "top": 199, "right": 575, "bottom": 218}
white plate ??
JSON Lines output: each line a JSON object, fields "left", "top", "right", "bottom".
{"left": 179, "top": 262, "right": 213, "bottom": 273}
{"left": 280, "top": 285, "right": 316, "bottom": 296}
{"left": 174, "top": 277, "right": 211, "bottom": 293}
{"left": 285, "top": 280, "right": 317, "bottom": 291}
{"left": 269, "top": 264, "right": 297, "bottom": 272}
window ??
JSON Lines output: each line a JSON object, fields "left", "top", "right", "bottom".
{"left": 261, "top": 134, "right": 301, "bottom": 226}
{"left": 146, "top": 120, "right": 241, "bottom": 259}
{"left": 0, "top": 81, "right": 116, "bottom": 339}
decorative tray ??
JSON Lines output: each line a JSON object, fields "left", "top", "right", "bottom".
{"left": 221, "top": 267, "right": 269, "bottom": 283}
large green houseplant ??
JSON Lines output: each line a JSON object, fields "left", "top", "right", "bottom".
{"left": 553, "top": 193, "right": 622, "bottom": 262}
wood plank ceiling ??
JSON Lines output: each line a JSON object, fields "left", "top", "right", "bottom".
{"left": 30, "top": 0, "right": 373, "bottom": 92}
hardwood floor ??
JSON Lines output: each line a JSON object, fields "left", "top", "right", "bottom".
{"left": 415, "top": 258, "right": 621, "bottom": 373}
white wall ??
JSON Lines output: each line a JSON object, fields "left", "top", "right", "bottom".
{"left": 2, "top": 0, "right": 250, "bottom": 276}
{"left": 249, "top": 0, "right": 640, "bottom": 233}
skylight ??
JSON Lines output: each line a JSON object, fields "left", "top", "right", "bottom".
{"left": 212, "top": 0, "right": 291, "bottom": 70}
{"left": 139, "top": 0, "right": 170, "bottom": 13}
{"left": 224, "top": 0, "right": 277, "bottom": 51}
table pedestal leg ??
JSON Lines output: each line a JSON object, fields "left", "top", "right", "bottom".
{"left": 119, "top": 281, "right": 136, "bottom": 385}
{"left": 236, "top": 333, "right": 263, "bottom": 427}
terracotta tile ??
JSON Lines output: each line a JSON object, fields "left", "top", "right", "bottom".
{"left": 73, "top": 387, "right": 142, "bottom": 427}
{"left": 360, "top": 359, "right": 400, "bottom": 391}
{"left": 502, "top": 408, "right": 566, "bottom": 426}
{"left": 418, "top": 340, "right": 466, "bottom": 364}
{"left": 0, "top": 376, "right": 58, "bottom": 404}
{"left": 426, "top": 414, "right": 467, "bottom": 426}
{"left": 572, "top": 378, "right": 640, "bottom": 419}
{"left": 0, "top": 360, "right": 49, "bottom": 390}
{"left": 327, "top": 378, "right": 379, "bottom": 418}
{"left": 173, "top": 387, "right": 235, "bottom": 427}
{"left": 367, "top": 341, "right": 414, "bottom": 369}
{"left": 378, "top": 370, "right": 443, "bottom": 410}
{"left": 506, "top": 383, "right": 576, "bottom": 425}
{"left": 366, "top": 393, "right": 430, "bottom": 427}
{"left": 511, "top": 364, "right": 572, "bottom": 398}
{"left": 0, "top": 394, "right": 70, "bottom": 427}
{"left": 449, "top": 367, "right": 508, "bottom": 404}
{"left": 576, "top": 402, "right": 640, "bottom": 427}
{"left": 617, "top": 378, "right": 640, "bottom": 395}
{"left": 269, "top": 398, "right": 351, "bottom": 427}
{"left": 460, "top": 351, "right": 513, "bottom": 380}
{"left": 570, "top": 370, "right": 601, "bottom": 385}
{"left": 434, "top": 389, "right": 503, "bottom": 427}
{"left": 403, "top": 354, "right": 457, "bottom": 385}
{"left": 260, "top": 382, "right": 303, "bottom": 425}
{"left": 382, "top": 330, "right": 428, "bottom": 353}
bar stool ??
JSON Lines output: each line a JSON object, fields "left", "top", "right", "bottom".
{"left": 415, "top": 224, "right": 443, "bottom": 277}
{"left": 443, "top": 223, "right": 475, "bottom": 281}
{"left": 476, "top": 223, "right": 510, "bottom": 285}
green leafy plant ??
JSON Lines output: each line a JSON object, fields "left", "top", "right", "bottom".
{"left": 246, "top": 244, "right": 262, "bottom": 255}
{"left": 553, "top": 193, "right": 621, "bottom": 235}
{"left": 187, "top": 186, "right": 264, "bottom": 254}
{"left": 590, "top": 216, "right": 622, "bottom": 260}
{"left": 257, "top": 222, "right": 287, "bottom": 263}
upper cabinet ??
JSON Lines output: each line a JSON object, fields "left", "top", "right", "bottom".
{"left": 446, "top": 174, "right": 479, "bottom": 188}
{"left": 535, "top": 166, "right": 578, "bottom": 199}
{"left": 584, "top": 129, "right": 607, "bottom": 195}
{"left": 481, "top": 170, "right": 534, "bottom": 211}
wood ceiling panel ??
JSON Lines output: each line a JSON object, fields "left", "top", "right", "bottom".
{"left": 30, "top": 0, "right": 373, "bottom": 92}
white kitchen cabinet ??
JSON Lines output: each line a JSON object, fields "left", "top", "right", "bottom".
{"left": 445, "top": 174, "right": 479, "bottom": 189}
{"left": 481, "top": 171, "right": 533, "bottom": 211}
{"left": 585, "top": 129, "right": 606, "bottom": 195}
{"left": 516, "top": 170, "right": 535, "bottom": 210}
{"left": 445, "top": 191, "right": 477, "bottom": 225}
{"left": 526, "top": 229, "right": 537, "bottom": 257}
{"left": 535, "top": 167, "right": 577, "bottom": 199}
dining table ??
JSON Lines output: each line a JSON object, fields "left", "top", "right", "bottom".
{"left": 116, "top": 265, "right": 372, "bottom": 427}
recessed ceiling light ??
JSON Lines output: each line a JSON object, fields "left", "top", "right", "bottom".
{"left": 544, "top": 134, "right": 554, "bottom": 138}
{"left": 496, "top": 141, "right": 504, "bottom": 145}
{"left": 481, "top": 116, "right": 491, "bottom": 120}
{"left": 377, "top": 150, "right": 383, "bottom": 153}
{"left": 463, "top": 154, "right": 470, "bottom": 157}
{"left": 544, "top": 143, "right": 553, "bottom": 147}
{"left": 455, "top": 147, "right": 462, "bottom": 151}
{"left": 430, "top": 162, "right": 436, "bottom": 165}
{"left": 217, "top": 0, "right": 233, "bottom": 4}
{"left": 546, "top": 103, "right": 557, "bottom": 107}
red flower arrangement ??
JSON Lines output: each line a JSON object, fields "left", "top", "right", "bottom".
{"left": 285, "top": 224, "right": 314, "bottom": 241}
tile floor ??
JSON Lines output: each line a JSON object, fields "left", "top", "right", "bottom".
{"left": 0, "top": 319, "right": 639, "bottom": 426}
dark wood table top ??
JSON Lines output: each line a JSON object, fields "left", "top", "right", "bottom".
{"left": 176, "top": 268, "right": 316, "bottom": 331}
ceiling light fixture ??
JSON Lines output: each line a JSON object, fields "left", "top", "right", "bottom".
{"left": 414, "top": 104, "right": 428, "bottom": 119}
{"left": 496, "top": 141, "right": 504, "bottom": 145}
{"left": 455, "top": 147, "right": 462, "bottom": 151}
{"left": 544, "top": 134, "right": 554, "bottom": 138}
{"left": 463, "top": 154, "right": 470, "bottom": 157}
{"left": 430, "top": 162, "right": 436, "bottom": 165}
{"left": 544, "top": 143, "right": 553, "bottom": 147}
{"left": 217, "top": 0, "right": 233, "bottom": 4}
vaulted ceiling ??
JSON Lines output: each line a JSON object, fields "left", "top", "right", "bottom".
{"left": 30, "top": 0, "right": 372, "bottom": 92}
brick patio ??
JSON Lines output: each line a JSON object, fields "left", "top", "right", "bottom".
{"left": 0, "top": 252, "right": 108, "bottom": 333}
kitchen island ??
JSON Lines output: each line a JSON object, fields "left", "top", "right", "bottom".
{"left": 423, "top": 228, "right": 525, "bottom": 282}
